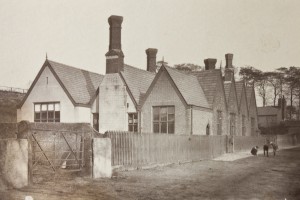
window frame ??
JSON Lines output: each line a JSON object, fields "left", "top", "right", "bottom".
{"left": 34, "top": 102, "right": 60, "bottom": 123}
{"left": 128, "top": 112, "right": 138, "bottom": 132}
{"left": 152, "top": 106, "right": 175, "bottom": 134}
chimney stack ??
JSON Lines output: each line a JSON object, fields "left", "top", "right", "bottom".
{"left": 204, "top": 58, "right": 217, "bottom": 70}
{"left": 224, "top": 53, "right": 234, "bottom": 81}
{"left": 105, "top": 15, "right": 124, "bottom": 74}
{"left": 146, "top": 48, "right": 158, "bottom": 73}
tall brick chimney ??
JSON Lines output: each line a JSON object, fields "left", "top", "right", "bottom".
{"left": 146, "top": 48, "right": 158, "bottom": 73}
{"left": 204, "top": 58, "right": 217, "bottom": 70}
{"left": 105, "top": 15, "right": 124, "bottom": 74}
{"left": 224, "top": 53, "right": 234, "bottom": 81}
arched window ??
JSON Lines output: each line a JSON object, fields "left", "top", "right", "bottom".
{"left": 206, "top": 124, "right": 210, "bottom": 135}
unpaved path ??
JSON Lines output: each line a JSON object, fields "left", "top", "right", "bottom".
{"left": 1, "top": 147, "right": 300, "bottom": 200}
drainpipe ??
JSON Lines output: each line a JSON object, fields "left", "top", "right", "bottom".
{"left": 190, "top": 105, "right": 193, "bottom": 135}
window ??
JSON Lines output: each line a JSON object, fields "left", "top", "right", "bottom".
{"left": 242, "top": 115, "right": 246, "bottom": 136}
{"left": 230, "top": 113, "right": 236, "bottom": 136}
{"left": 217, "top": 110, "right": 222, "bottom": 135}
{"left": 34, "top": 102, "right": 60, "bottom": 122}
{"left": 128, "top": 113, "right": 138, "bottom": 132}
{"left": 206, "top": 124, "right": 210, "bottom": 135}
{"left": 251, "top": 117, "right": 255, "bottom": 135}
{"left": 153, "top": 106, "right": 175, "bottom": 134}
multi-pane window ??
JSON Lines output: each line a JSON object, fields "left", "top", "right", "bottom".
{"left": 128, "top": 113, "right": 138, "bottom": 132}
{"left": 34, "top": 102, "right": 60, "bottom": 122}
{"left": 217, "top": 110, "right": 222, "bottom": 135}
{"left": 251, "top": 117, "right": 255, "bottom": 135}
{"left": 230, "top": 113, "right": 236, "bottom": 136}
{"left": 242, "top": 115, "right": 246, "bottom": 136}
{"left": 153, "top": 106, "right": 175, "bottom": 134}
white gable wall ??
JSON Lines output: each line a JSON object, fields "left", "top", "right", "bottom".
{"left": 99, "top": 73, "right": 136, "bottom": 133}
{"left": 17, "top": 66, "right": 91, "bottom": 123}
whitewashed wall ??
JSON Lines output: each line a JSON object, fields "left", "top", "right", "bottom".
{"left": 17, "top": 66, "right": 91, "bottom": 123}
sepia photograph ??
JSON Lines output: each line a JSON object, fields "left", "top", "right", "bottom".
{"left": 0, "top": 0, "right": 300, "bottom": 199}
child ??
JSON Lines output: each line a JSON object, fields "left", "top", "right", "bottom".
{"left": 251, "top": 146, "right": 259, "bottom": 156}
{"left": 263, "top": 144, "right": 269, "bottom": 157}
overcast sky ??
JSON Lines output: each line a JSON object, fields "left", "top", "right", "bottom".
{"left": 0, "top": 0, "right": 300, "bottom": 89}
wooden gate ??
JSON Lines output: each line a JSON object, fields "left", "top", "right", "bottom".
{"left": 30, "top": 129, "right": 85, "bottom": 176}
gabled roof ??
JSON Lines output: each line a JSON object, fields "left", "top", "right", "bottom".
{"left": 257, "top": 106, "right": 279, "bottom": 116}
{"left": 235, "top": 81, "right": 244, "bottom": 106}
{"left": 224, "top": 82, "right": 231, "bottom": 102}
{"left": 246, "top": 86, "right": 254, "bottom": 108}
{"left": 164, "top": 66, "right": 209, "bottom": 108}
{"left": 120, "top": 64, "right": 155, "bottom": 106}
{"left": 19, "top": 59, "right": 104, "bottom": 108}
{"left": 189, "top": 69, "right": 223, "bottom": 107}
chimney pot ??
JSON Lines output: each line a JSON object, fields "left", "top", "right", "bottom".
{"left": 146, "top": 48, "right": 158, "bottom": 73}
{"left": 204, "top": 58, "right": 217, "bottom": 70}
{"left": 225, "top": 53, "right": 233, "bottom": 68}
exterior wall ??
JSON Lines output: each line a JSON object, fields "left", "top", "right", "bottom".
{"left": 141, "top": 70, "right": 190, "bottom": 135}
{"left": 249, "top": 91, "right": 259, "bottom": 136}
{"left": 192, "top": 108, "right": 213, "bottom": 135}
{"left": 226, "top": 82, "right": 239, "bottom": 135}
{"left": 211, "top": 79, "right": 228, "bottom": 135}
{"left": 17, "top": 66, "right": 91, "bottom": 123}
{"left": 99, "top": 73, "right": 136, "bottom": 133}
{"left": 258, "top": 115, "right": 278, "bottom": 128}
{"left": 237, "top": 89, "right": 249, "bottom": 136}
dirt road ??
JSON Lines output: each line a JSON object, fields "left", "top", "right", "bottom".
{"left": 1, "top": 147, "right": 300, "bottom": 200}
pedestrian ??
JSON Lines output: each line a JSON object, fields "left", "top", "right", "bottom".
{"left": 251, "top": 146, "right": 259, "bottom": 156}
{"left": 263, "top": 143, "right": 269, "bottom": 157}
{"left": 270, "top": 142, "right": 278, "bottom": 156}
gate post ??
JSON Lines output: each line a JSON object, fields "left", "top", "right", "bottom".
{"left": 93, "top": 138, "right": 112, "bottom": 178}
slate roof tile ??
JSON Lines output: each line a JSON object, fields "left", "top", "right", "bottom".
{"left": 235, "top": 81, "right": 244, "bottom": 106}
{"left": 48, "top": 60, "right": 104, "bottom": 105}
{"left": 121, "top": 64, "right": 155, "bottom": 105}
{"left": 189, "top": 69, "right": 221, "bottom": 107}
{"left": 165, "top": 67, "right": 209, "bottom": 108}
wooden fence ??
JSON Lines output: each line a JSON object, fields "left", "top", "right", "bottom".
{"left": 105, "top": 132, "right": 227, "bottom": 167}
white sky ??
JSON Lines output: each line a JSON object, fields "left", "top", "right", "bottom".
{"left": 0, "top": 0, "right": 300, "bottom": 89}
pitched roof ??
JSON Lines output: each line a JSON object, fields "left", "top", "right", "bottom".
{"left": 246, "top": 86, "right": 253, "bottom": 108}
{"left": 224, "top": 82, "right": 231, "bottom": 102}
{"left": 19, "top": 59, "right": 104, "bottom": 108}
{"left": 48, "top": 60, "right": 104, "bottom": 105}
{"left": 164, "top": 66, "right": 209, "bottom": 108}
{"left": 235, "top": 81, "right": 244, "bottom": 106}
{"left": 189, "top": 69, "right": 221, "bottom": 107}
{"left": 257, "top": 106, "right": 279, "bottom": 116}
{"left": 120, "top": 64, "right": 155, "bottom": 105}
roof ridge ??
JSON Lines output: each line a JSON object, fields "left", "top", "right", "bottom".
{"left": 124, "top": 64, "right": 155, "bottom": 75}
{"left": 165, "top": 66, "right": 201, "bottom": 78}
{"left": 48, "top": 59, "right": 103, "bottom": 76}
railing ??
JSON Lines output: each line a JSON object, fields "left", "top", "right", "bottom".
{"left": 0, "top": 86, "right": 28, "bottom": 93}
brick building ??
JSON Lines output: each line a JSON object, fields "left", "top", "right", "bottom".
{"left": 17, "top": 15, "right": 259, "bottom": 136}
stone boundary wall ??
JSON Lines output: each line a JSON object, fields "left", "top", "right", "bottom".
{"left": 277, "top": 134, "right": 300, "bottom": 147}
{"left": 0, "top": 139, "right": 28, "bottom": 189}
{"left": 0, "top": 123, "right": 18, "bottom": 139}
{"left": 233, "top": 136, "right": 266, "bottom": 152}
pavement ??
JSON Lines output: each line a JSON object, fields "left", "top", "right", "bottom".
{"left": 213, "top": 145, "right": 300, "bottom": 162}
